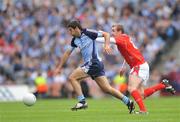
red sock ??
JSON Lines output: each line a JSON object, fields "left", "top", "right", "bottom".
{"left": 144, "top": 83, "right": 166, "bottom": 98}
{"left": 131, "top": 90, "right": 146, "bottom": 112}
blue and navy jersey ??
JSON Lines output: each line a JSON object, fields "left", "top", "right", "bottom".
{"left": 71, "top": 28, "right": 103, "bottom": 63}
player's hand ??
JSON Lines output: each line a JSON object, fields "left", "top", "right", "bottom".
{"left": 104, "top": 45, "right": 113, "bottom": 55}
{"left": 53, "top": 67, "right": 62, "bottom": 76}
{"left": 119, "top": 66, "right": 126, "bottom": 76}
{"left": 119, "top": 70, "right": 124, "bottom": 76}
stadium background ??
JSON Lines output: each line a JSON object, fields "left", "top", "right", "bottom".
{"left": 0, "top": 0, "right": 179, "bottom": 101}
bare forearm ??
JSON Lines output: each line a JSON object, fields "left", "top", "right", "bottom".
{"left": 53, "top": 49, "right": 72, "bottom": 75}
{"left": 57, "top": 50, "right": 71, "bottom": 69}
{"left": 103, "top": 32, "right": 110, "bottom": 46}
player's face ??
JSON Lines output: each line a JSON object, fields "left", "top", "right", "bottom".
{"left": 111, "top": 26, "right": 119, "bottom": 37}
{"left": 68, "top": 27, "right": 81, "bottom": 37}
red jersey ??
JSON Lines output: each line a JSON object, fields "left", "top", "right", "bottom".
{"left": 114, "top": 34, "right": 145, "bottom": 69}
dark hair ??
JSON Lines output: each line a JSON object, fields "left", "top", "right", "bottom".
{"left": 112, "top": 24, "right": 124, "bottom": 33}
{"left": 67, "top": 20, "right": 82, "bottom": 30}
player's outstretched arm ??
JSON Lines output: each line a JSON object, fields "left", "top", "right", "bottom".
{"left": 100, "top": 31, "right": 112, "bottom": 55}
{"left": 53, "top": 48, "right": 74, "bottom": 75}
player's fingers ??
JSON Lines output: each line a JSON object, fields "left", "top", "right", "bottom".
{"left": 119, "top": 70, "right": 124, "bottom": 76}
{"left": 103, "top": 48, "right": 106, "bottom": 53}
{"left": 106, "top": 49, "right": 110, "bottom": 55}
{"left": 106, "top": 50, "right": 110, "bottom": 55}
{"left": 109, "top": 48, "right": 113, "bottom": 54}
{"left": 103, "top": 48, "right": 108, "bottom": 53}
{"left": 103, "top": 46, "right": 112, "bottom": 55}
{"left": 107, "top": 48, "right": 113, "bottom": 55}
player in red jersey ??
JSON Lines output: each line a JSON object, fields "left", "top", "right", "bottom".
{"left": 96, "top": 24, "right": 176, "bottom": 114}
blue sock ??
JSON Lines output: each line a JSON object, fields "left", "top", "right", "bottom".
{"left": 122, "top": 95, "right": 130, "bottom": 105}
{"left": 77, "top": 95, "right": 85, "bottom": 102}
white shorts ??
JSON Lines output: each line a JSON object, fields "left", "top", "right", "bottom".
{"left": 130, "top": 62, "right": 149, "bottom": 85}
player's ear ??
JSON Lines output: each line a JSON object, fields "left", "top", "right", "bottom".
{"left": 75, "top": 26, "right": 80, "bottom": 31}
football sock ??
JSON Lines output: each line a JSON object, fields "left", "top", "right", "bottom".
{"left": 122, "top": 95, "right": 130, "bottom": 105}
{"left": 131, "top": 90, "right": 146, "bottom": 112}
{"left": 144, "top": 83, "right": 166, "bottom": 98}
{"left": 77, "top": 95, "right": 85, "bottom": 103}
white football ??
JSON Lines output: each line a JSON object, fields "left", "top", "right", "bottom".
{"left": 23, "top": 93, "right": 36, "bottom": 106}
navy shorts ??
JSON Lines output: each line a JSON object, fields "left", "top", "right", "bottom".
{"left": 81, "top": 59, "right": 105, "bottom": 79}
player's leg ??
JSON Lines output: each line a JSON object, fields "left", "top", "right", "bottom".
{"left": 132, "top": 84, "right": 149, "bottom": 115}
{"left": 68, "top": 67, "right": 89, "bottom": 110}
{"left": 95, "top": 76, "right": 124, "bottom": 98}
{"left": 138, "top": 63, "right": 175, "bottom": 98}
{"left": 94, "top": 76, "right": 135, "bottom": 113}
{"left": 128, "top": 63, "right": 150, "bottom": 113}
{"left": 144, "top": 79, "right": 176, "bottom": 98}
{"left": 128, "top": 74, "right": 147, "bottom": 112}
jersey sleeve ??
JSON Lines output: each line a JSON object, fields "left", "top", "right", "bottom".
{"left": 84, "top": 29, "right": 99, "bottom": 40}
{"left": 86, "top": 29, "right": 103, "bottom": 37}
{"left": 97, "top": 31, "right": 103, "bottom": 37}
{"left": 96, "top": 37, "right": 116, "bottom": 44}
{"left": 71, "top": 37, "right": 77, "bottom": 48}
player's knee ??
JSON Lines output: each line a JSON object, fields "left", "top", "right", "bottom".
{"left": 128, "top": 86, "right": 136, "bottom": 93}
{"left": 68, "top": 75, "right": 76, "bottom": 82}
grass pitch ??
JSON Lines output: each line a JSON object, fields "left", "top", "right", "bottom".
{"left": 0, "top": 97, "right": 180, "bottom": 122}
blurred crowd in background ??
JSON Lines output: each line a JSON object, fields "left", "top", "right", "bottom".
{"left": 0, "top": 0, "right": 179, "bottom": 98}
